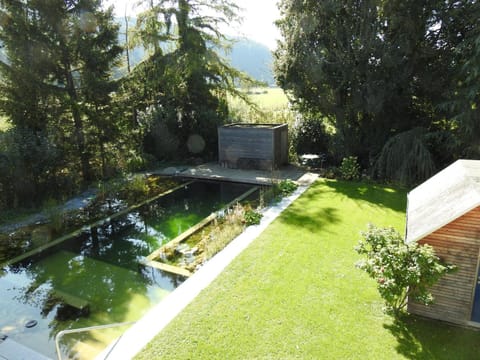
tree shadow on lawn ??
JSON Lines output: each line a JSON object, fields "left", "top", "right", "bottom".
{"left": 384, "top": 314, "right": 480, "bottom": 359}
{"left": 279, "top": 206, "right": 340, "bottom": 233}
{"left": 322, "top": 180, "right": 407, "bottom": 213}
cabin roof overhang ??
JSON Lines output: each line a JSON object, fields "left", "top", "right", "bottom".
{"left": 406, "top": 159, "right": 480, "bottom": 243}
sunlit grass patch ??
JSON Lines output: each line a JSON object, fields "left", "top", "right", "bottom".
{"left": 229, "top": 87, "right": 289, "bottom": 113}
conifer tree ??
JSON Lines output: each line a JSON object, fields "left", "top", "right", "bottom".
{"left": 128, "top": 0, "right": 255, "bottom": 159}
{"left": 0, "top": 0, "right": 122, "bottom": 187}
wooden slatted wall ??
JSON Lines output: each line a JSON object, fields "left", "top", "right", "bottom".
{"left": 218, "top": 124, "right": 288, "bottom": 170}
{"left": 408, "top": 206, "right": 480, "bottom": 324}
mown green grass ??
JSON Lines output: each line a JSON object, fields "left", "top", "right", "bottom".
{"left": 229, "top": 87, "right": 294, "bottom": 125}
{"left": 136, "top": 179, "right": 480, "bottom": 359}
{"left": 230, "top": 87, "right": 289, "bottom": 112}
{"left": 248, "top": 87, "right": 289, "bottom": 110}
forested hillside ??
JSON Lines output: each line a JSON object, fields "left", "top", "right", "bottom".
{"left": 228, "top": 39, "right": 274, "bottom": 86}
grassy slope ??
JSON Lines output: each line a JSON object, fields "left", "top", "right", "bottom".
{"left": 136, "top": 180, "right": 480, "bottom": 359}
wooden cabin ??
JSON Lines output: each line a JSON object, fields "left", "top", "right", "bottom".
{"left": 406, "top": 159, "right": 480, "bottom": 327}
{"left": 218, "top": 123, "right": 288, "bottom": 171}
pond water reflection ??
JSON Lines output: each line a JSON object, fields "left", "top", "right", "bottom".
{"left": 0, "top": 180, "right": 253, "bottom": 359}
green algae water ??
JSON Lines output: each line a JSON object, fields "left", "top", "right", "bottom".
{"left": 0, "top": 180, "right": 253, "bottom": 359}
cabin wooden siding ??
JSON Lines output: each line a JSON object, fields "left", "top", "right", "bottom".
{"left": 407, "top": 206, "right": 480, "bottom": 325}
{"left": 218, "top": 124, "right": 288, "bottom": 170}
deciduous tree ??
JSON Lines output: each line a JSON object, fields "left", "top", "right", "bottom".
{"left": 274, "top": 0, "right": 479, "bottom": 182}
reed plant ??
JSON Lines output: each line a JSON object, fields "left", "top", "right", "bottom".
{"left": 200, "top": 203, "right": 246, "bottom": 260}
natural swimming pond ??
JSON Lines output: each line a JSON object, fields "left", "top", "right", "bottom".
{"left": 0, "top": 180, "right": 256, "bottom": 359}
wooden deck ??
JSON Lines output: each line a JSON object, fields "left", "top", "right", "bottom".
{"left": 154, "top": 162, "right": 310, "bottom": 185}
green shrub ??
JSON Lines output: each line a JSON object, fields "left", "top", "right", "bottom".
{"left": 373, "top": 127, "right": 436, "bottom": 186}
{"left": 339, "top": 156, "right": 360, "bottom": 180}
{"left": 322, "top": 166, "right": 338, "bottom": 179}
{"left": 125, "top": 150, "right": 147, "bottom": 173}
{"left": 244, "top": 209, "right": 263, "bottom": 226}
{"left": 261, "top": 180, "right": 299, "bottom": 204}
{"left": 291, "top": 117, "right": 330, "bottom": 156}
{"left": 277, "top": 179, "right": 298, "bottom": 197}
{"left": 355, "top": 224, "right": 456, "bottom": 316}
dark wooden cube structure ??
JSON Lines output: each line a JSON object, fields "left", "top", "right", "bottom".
{"left": 218, "top": 123, "right": 288, "bottom": 170}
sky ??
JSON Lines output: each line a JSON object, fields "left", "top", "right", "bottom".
{"left": 104, "top": 0, "right": 281, "bottom": 50}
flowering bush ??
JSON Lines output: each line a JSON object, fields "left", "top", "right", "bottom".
{"left": 339, "top": 156, "right": 360, "bottom": 180}
{"left": 355, "top": 224, "right": 456, "bottom": 316}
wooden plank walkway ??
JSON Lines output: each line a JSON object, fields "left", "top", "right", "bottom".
{"left": 141, "top": 259, "right": 192, "bottom": 278}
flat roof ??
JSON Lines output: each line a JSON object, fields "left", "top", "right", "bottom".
{"left": 220, "top": 123, "right": 287, "bottom": 129}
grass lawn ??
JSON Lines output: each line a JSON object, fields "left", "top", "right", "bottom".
{"left": 136, "top": 180, "right": 480, "bottom": 359}
{"left": 230, "top": 87, "right": 289, "bottom": 112}
{"left": 248, "top": 87, "right": 289, "bottom": 110}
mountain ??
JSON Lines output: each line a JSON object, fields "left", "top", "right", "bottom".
{"left": 115, "top": 18, "right": 274, "bottom": 84}
{"left": 227, "top": 38, "right": 275, "bottom": 86}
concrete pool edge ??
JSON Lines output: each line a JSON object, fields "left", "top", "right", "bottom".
{"left": 97, "top": 173, "right": 318, "bottom": 360}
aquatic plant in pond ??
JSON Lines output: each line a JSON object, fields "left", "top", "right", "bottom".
{"left": 201, "top": 206, "right": 247, "bottom": 260}
{"left": 153, "top": 181, "right": 298, "bottom": 275}
{"left": 156, "top": 203, "right": 248, "bottom": 272}
{"left": 244, "top": 208, "right": 263, "bottom": 226}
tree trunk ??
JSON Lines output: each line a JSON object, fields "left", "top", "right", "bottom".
{"left": 100, "top": 136, "right": 107, "bottom": 180}
{"left": 124, "top": 12, "right": 139, "bottom": 129}
{"left": 64, "top": 63, "right": 92, "bottom": 183}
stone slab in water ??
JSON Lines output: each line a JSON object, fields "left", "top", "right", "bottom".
{"left": 0, "top": 337, "right": 52, "bottom": 360}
